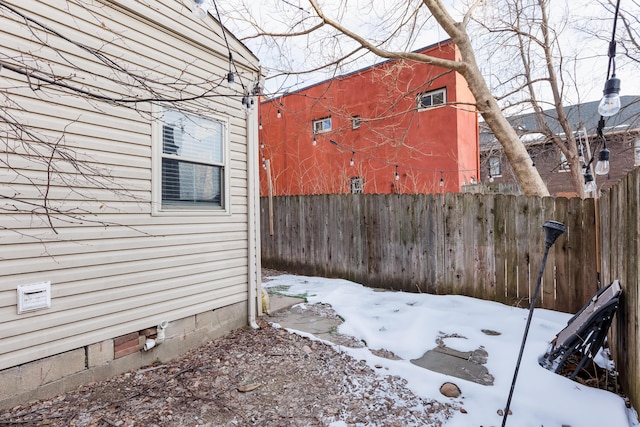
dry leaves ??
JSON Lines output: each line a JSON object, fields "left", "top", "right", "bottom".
{"left": 0, "top": 322, "right": 454, "bottom": 426}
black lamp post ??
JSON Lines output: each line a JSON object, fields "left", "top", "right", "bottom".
{"left": 501, "top": 220, "right": 566, "bottom": 427}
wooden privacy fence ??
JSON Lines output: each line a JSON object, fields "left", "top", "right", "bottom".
{"left": 260, "top": 168, "right": 640, "bottom": 415}
{"left": 261, "top": 193, "right": 598, "bottom": 314}
{"left": 599, "top": 167, "right": 640, "bottom": 413}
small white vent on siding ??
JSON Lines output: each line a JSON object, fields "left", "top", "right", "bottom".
{"left": 17, "top": 281, "right": 51, "bottom": 314}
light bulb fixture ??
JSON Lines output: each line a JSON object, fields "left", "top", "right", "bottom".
{"left": 260, "top": 141, "right": 265, "bottom": 149}
{"left": 350, "top": 151, "right": 355, "bottom": 167}
{"left": 584, "top": 170, "right": 597, "bottom": 192}
{"left": 259, "top": 121, "right": 263, "bottom": 130}
{"left": 277, "top": 108, "right": 281, "bottom": 119}
{"left": 578, "top": 144, "right": 585, "bottom": 164}
{"left": 227, "top": 71, "right": 235, "bottom": 85}
{"left": 190, "top": 0, "right": 209, "bottom": 19}
{"left": 598, "top": 75, "right": 621, "bottom": 117}
{"left": 489, "top": 174, "right": 494, "bottom": 183}
{"left": 312, "top": 134, "right": 317, "bottom": 146}
{"left": 394, "top": 165, "right": 400, "bottom": 181}
{"left": 439, "top": 177, "right": 444, "bottom": 187}
{"left": 595, "top": 148, "right": 610, "bottom": 175}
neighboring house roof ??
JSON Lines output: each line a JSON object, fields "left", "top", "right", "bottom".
{"left": 481, "top": 96, "right": 640, "bottom": 151}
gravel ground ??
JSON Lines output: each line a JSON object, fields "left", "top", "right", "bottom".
{"left": 0, "top": 313, "right": 456, "bottom": 427}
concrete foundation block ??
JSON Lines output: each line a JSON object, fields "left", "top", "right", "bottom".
{"left": 0, "top": 367, "right": 22, "bottom": 401}
{"left": 21, "top": 349, "right": 85, "bottom": 389}
{"left": 165, "top": 316, "right": 196, "bottom": 340}
{"left": 87, "top": 340, "right": 114, "bottom": 368}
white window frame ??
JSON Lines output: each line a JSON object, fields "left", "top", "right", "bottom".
{"left": 635, "top": 140, "right": 640, "bottom": 166}
{"left": 152, "top": 105, "right": 231, "bottom": 216}
{"left": 489, "top": 156, "right": 501, "bottom": 177}
{"left": 352, "top": 116, "right": 361, "bottom": 129}
{"left": 313, "top": 117, "right": 332, "bottom": 134}
{"left": 350, "top": 176, "right": 364, "bottom": 194}
{"left": 559, "top": 151, "right": 570, "bottom": 172}
{"left": 417, "top": 88, "right": 446, "bottom": 110}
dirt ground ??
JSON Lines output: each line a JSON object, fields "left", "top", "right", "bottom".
{"left": 0, "top": 308, "right": 456, "bottom": 427}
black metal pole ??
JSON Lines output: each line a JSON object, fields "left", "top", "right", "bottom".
{"left": 501, "top": 221, "right": 566, "bottom": 427}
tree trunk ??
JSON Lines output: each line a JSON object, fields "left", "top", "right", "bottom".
{"left": 424, "top": 0, "right": 550, "bottom": 197}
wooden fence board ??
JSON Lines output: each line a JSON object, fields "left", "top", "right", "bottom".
{"left": 504, "top": 195, "right": 519, "bottom": 305}
{"left": 542, "top": 197, "right": 558, "bottom": 311}
{"left": 552, "top": 197, "right": 571, "bottom": 313}
{"left": 515, "top": 195, "right": 531, "bottom": 307}
{"left": 581, "top": 199, "right": 598, "bottom": 301}
{"left": 527, "top": 196, "right": 544, "bottom": 308}
{"left": 444, "top": 192, "right": 465, "bottom": 295}
{"left": 433, "top": 194, "right": 446, "bottom": 293}
{"left": 463, "top": 193, "right": 479, "bottom": 298}
{"left": 492, "top": 194, "right": 508, "bottom": 304}
{"left": 475, "top": 195, "right": 496, "bottom": 301}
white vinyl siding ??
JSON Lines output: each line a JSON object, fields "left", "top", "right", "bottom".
{"left": 0, "top": 0, "right": 260, "bottom": 371}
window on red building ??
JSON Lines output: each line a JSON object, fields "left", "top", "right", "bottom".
{"left": 350, "top": 177, "right": 363, "bottom": 194}
{"left": 352, "top": 116, "right": 361, "bottom": 129}
{"left": 313, "top": 117, "right": 332, "bottom": 133}
{"left": 417, "top": 88, "right": 446, "bottom": 110}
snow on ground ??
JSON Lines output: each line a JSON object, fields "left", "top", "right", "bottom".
{"left": 264, "top": 274, "right": 639, "bottom": 427}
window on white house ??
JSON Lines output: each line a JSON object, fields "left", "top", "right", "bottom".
{"left": 489, "top": 156, "right": 501, "bottom": 177}
{"left": 417, "top": 88, "right": 446, "bottom": 110}
{"left": 559, "top": 151, "right": 570, "bottom": 172}
{"left": 635, "top": 140, "right": 640, "bottom": 165}
{"left": 350, "top": 176, "right": 363, "bottom": 194}
{"left": 313, "top": 117, "right": 332, "bottom": 133}
{"left": 352, "top": 116, "right": 361, "bottom": 129}
{"left": 157, "top": 107, "right": 226, "bottom": 210}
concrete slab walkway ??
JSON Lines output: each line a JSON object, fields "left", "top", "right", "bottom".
{"left": 263, "top": 293, "right": 495, "bottom": 386}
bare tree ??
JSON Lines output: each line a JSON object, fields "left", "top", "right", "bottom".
{"left": 221, "top": 0, "right": 550, "bottom": 196}
{"left": 223, "top": 0, "right": 640, "bottom": 197}
{"left": 1, "top": 0, "right": 253, "bottom": 236}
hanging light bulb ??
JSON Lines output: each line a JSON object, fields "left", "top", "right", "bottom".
{"left": 594, "top": 148, "right": 610, "bottom": 175}
{"left": 598, "top": 75, "right": 621, "bottom": 117}
{"left": 190, "top": 0, "right": 209, "bottom": 19}
{"left": 277, "top": 108, "right": 281, "bottom": 119}
{"left": 584, "top": 170, "right": 597, "bottom": 192}
{"left": 394, "top": 166, "right": 400, "bottom": 181}
{"left": 312, "top": 134, "right": 317, "bottom": 146}
{"left": 489, "top": 174, "right": 494, "bottom": 183}
{"left": 350, "top": 151, "right": 355, "bottom": 167}
{"left": 259, "top": 121, "right": 263, "bottom": 130}
{"left": 578, "top": 144, "right": 585, "bottom": 164}
{"left": 439, "top": 178, "right": 445, "bottom": 187}
{"left": 260, "top": 141, "right": 265, "bottom": 149}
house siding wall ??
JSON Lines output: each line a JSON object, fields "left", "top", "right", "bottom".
{"left": 0, "top": 0, "right": 259, "bottom": 381}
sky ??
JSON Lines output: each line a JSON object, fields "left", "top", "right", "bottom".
{"left": 263, "top": 273, "right": 639, "bottom": 427}
{"left": 216, "top": 0, "right": 640, "bottom": 107}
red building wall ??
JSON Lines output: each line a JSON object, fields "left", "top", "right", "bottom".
{"left": 259, "top": 40, "right": 479, "bottom": 196}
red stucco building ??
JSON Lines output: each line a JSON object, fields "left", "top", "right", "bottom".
{"left": 259, "top": 39, "right": 479, "bottom": 196}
